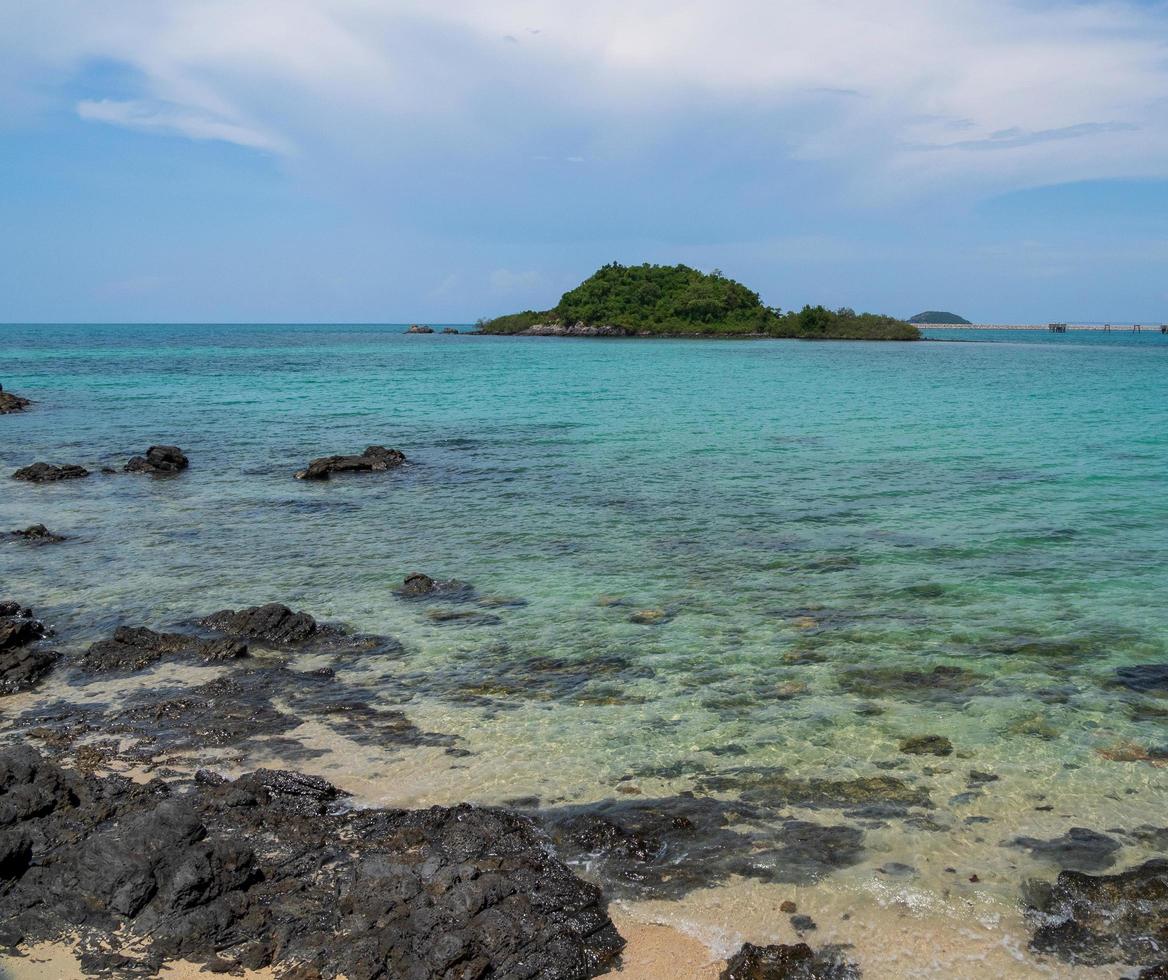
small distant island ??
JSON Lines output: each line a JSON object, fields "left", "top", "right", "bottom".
{"left": 480, "top": 263, "right": 920, "bottom": 341}
{"left": 908, "top": 311, "right": 971, "bottom": 325}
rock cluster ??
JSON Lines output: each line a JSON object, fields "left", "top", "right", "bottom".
{"left": 1025, "top": 858, "right": 1168, "bottom": 968}
{"left": 0, "top": 747, "right": 625, "bottom": 978}
{"left": 407, "top": 324, "right": 435, "bottom": 333}
{"left": 200, "top": 602, "right": 322, "bottom": 645}
{"left": 719, "top": 941, "right": 861, "bottom": 979}
{"left": 12, "top": 462, "right": 89, "bottom": 482}
{"left": 295, "top": 445, "right": 407, "bottom": 480}
{"left": 124, "top": 444, "right": 189, "bottom": 475}
{"left": 0, "top": 387, "right": 32, "bottom": 413}
{"left": 4, "top": 524, "right": 65, "bottom": 544}
{"left": 524, "top": 322, "right": 633, "bottom": 337}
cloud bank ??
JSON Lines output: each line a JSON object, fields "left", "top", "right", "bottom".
{"left": 2, "top": 0, "right": 1166, "bottom": 204}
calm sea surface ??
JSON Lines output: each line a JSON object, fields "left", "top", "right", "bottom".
{"left": 2, "top": 324, "right": 1167, "bottom": 975}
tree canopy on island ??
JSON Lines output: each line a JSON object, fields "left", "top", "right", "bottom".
{"left": 480, "top": 263, "right": 920, "bottom": 340}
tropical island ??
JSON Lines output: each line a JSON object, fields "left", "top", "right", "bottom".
{"left": 479, "top": 263, "right": 921, "bottom": 341}
{"left": 908, "top": 310, "right": 971, "bottom": 324}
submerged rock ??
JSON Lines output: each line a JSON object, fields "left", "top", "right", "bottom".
{"left": 124, "top": 444, "right": 189, "bottom": 475}
{"left": 76, "top": 626, "right": 247, "bottom": 673}
{"left": 1024, "top": 858, "right": 1168, "bottom": 967}
{"left": 0, "top": 747, "right": 625, "bottom": 978}
{"left": 12, "top": 462, "right": 89, "bottom": 483}
{"left": 1115, "top": 664, "right": 1168, "bottom": 694}
{"left": 295, "top": 444, "right": 406, "bottom": 480}
{"left": 899, "top": 734, "right": 953, "bottom": 757}
{"left": 720, "top": 941, "right": 861, "bottom": 979}
{"left": 0, "top": 388, "right": 32, "bottom": 413}
{"left": 395, "top": 572, "right": 477, "bottom": 602}
{"left": 698, "top": 768, "right": 932, "bottom": 814}
{"left": 4, "top": 524, "right": 66, "bottom": 544}
{"left": 1006, "top": 827, "right": 1122, "bottom": 872}
{"left": 540, "top": 796, "right": 865, "bottom": 900}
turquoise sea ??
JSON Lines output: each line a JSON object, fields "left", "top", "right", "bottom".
{"left": 2, "top": 324, "right": 1167, "bottom": 976}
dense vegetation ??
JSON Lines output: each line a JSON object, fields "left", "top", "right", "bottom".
{"left": 481, "top": 263, "right": 920, "bottom": 340}
{"left": 908, "top": 310, "right": 971, "bottom": 324}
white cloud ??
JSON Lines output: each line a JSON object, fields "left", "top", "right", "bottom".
{"left": 2, "top": 0, "right": 1167, "bottom": 199}
{"left": 77, "top": 99, "right": 286, "bottom": 152}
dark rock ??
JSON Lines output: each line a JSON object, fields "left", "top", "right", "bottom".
{"left": 400, "top": 571, "right": 436, "bottom": 596}
{"left": 1115, "top": 664, "right": 1168, "bottom": 693}
{"left": 899, "top": 734, "right": 953, "bottom": 757}
{"left": 1006, "top": 827, "right": 1122, "bottom": 872}
{"left": 1, "top": 607, "right": 57, "bottom": 695}
{"left": 76, "top": 626, "right": 249, "bottom": 673}
{"left": 0, "top": 389, "right": 32, "bottom": 414}
{"left": 12, "top": 462, "right": 89, "bottom": 482}
{"left": 1139, "top": 964, "right": 1168, "bottom": 979}
{"left": 790, "top": 914, "right": 817, "bottom": 932}
{"left": 200, "top": 603, "right": 319, "bottom": 645}
{"left": 720, "top": 941, "right": 861, "bottom": 979}
{"left": 295, "top": 444, "right": 407, "bottom": 480}
{"left": 1024, "top": 858, "right": 1168, "bottom": 966}
{"left": 0, "top": 646, "right": 58, "bottom": 696}
{"left": 441, "top": 327, "right": 460, "bottom": 334}
{"left": 124, "top": 445, "right": 189, "bottom": 475}
{"left": 0, "top": 747, "right": 625, "bottom": 979}
{"left": 5, "top": 524, "right": 66, "bottom": 544}
{"left": 395, "top": 572, "right": 477, "bottom": 603}
{"left": 407, "top": 324, "right": 434, "bottom": 333}
{"left": 0, "top": 611, "right": 50, "bottom": 653}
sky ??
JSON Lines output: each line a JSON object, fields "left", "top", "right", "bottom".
{"left": 1, "top": 0, "right": 1167, "bottom": 324}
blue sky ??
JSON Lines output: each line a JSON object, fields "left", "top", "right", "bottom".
{"left": 2, "top": 1, "right": 1167, "bottom": 324}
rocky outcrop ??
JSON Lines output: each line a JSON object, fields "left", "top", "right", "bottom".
{"left": 522, "top": 322, "right": 633, "bottom": 337}
{"left": 407, "top": 324, "right": 435, "bottom": 333}
{"left": 4, "top": 524, "right": 66, "bottom": 544}
{"left": 295, "top": 445, "right": 407, "bottom": 480}
{"left": 200, "top": 603, "right": 321, "bottom": 645}
{"left": 12, "top": 462, "right": 89, "bottom": 482}
{"left": 1025, "top": 858, "right": 1168, "bottom": 967}
{"left": 441, "top": 327, "right": 460, "bottom": 334}
{"left": 124, "top": 445, "right": 189, "bottom": 475}
{"left": 0, "top": 605, "right": 56, "bottom": 695}
{"left": 0, "top": 387, "right": 32, "bottom": 414}
{"left": 0, "top": 747, "right": 625, "bottom": 978}
{"left": 76, "top": 626, "right": 247, "bottom": 673}
{"left": 720, "top": 941, "right": 861, "bottom": 979}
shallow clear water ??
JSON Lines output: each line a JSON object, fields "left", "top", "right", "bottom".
{"left": 2, "top": 324, "right": 1167, "bottom": 975}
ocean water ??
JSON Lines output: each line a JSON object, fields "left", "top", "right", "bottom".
{"left": 3, "top": 324, "right": 1167, "bottom": 976}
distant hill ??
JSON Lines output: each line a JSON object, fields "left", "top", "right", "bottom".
{"left": 481, "top": 264, "right": 921, "bottom": 341}
{"left": 908, "top": 311, "right": 971, "bottom": 324}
